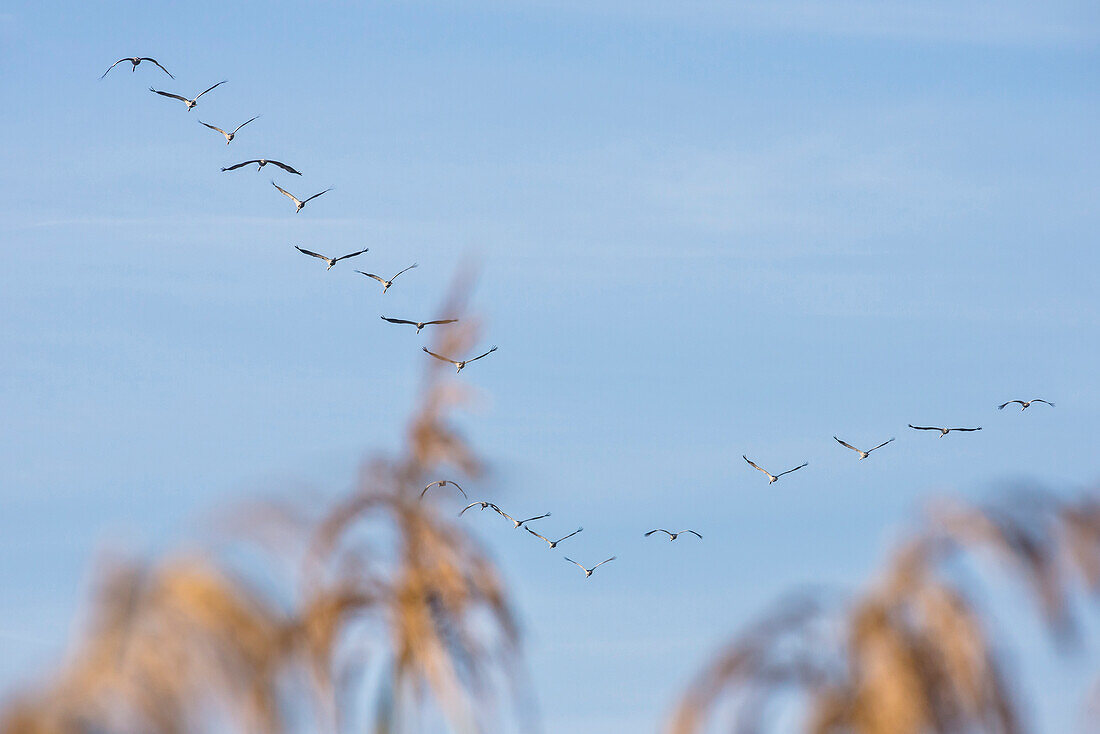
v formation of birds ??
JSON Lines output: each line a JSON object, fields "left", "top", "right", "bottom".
{"left": 104, "top": 56, "right": 1057, "bottom": 580}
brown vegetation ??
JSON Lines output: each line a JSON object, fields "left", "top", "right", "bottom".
{"left": 667, "top": 492, "right": 1100, "bottom": 734}
{"left": 0, "top": 276, "right": 524, "bottom": 734}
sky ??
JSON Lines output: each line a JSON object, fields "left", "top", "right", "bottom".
{"left": 1, "top": 1, "right": 1099, "bottom": 731}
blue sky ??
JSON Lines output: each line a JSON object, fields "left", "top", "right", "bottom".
{"left": 1, "top": 1, "right": 1099, "bottom": 731}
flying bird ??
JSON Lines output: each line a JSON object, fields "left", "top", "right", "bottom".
{"left": 101, "top": 57, "right": 173, "bottom": 79}
{"left": 273, "top": 181, "right": 332, "bottom": 213}
{"left": 198, "top": 116, "right": 259, "bottom": 145}
{"left": 355, "top": 264, "right": 418, "bottom": 293}
{"left": 833, "top": 436, "right": 895, "bottom": 460}
{"left": 526, "top": 526, "right": 583, "bottom": 549}
{"left": 420, "top": 480, "right": 466, "bottom": 499}
{"left": 380, "top": 316, "right": 458, "bottom": 334}
{"left": 221, "top": 159, "right": 301, "bottom": 175}
{"left": 149, "top": 80, "right": 226, "bottom": 111}
{"left": 644, "top": 529, "right": 702, "bottom": 541}
{"left": 908, "top": 424, "right": 982, "bottom": 437}
{"left": 998, "top": 399, "right": 1054, "bottom": 411}
{"left": 490, "top": 505, "right": 550, "bottom": 529}
{"left": 293, "top": 245, "right": 368, "bottom": 270}
{"left": 459, "top": 501, "right": 495, "bottom": 516}
{"left": 564, "top": 556, "right": 616, "bottom": 578}
{"left": 422, "top": 345, "right": 498, "bottom": 373}
{"left": 743, "top": 456, "right": 808, "bottom": 484}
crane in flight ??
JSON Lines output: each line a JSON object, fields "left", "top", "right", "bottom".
{"left": 908, "top": 424, "right": 982, "bottom": 438}
{"left": 293, "top": 245, "right": 368, "bottom": 270}
{"left": 422, "top": 345, "right": 498, "bottom": 373}
{"left": 273, "top": 182, "right": 331, "bottom": 213}
{"left": 644, "top": 529, "right": 702, "bottom": 541}
{"left": 526, "top": 526, "right": 583, "bottom": 549}
{"left": 149, "top": 80, "right": 226, "bottom": 111}
{"left": 743, "top": 456, "right": 808, "bottom": 484}
{"left": 998, "top": 399, "right": 1054, "bottom": 411}
{"left": 198, "top": 116, "right": 259, "bottom": 145}
{"left": 564, "top": 556, "right": 616, "bottom": 579}
{"left": 833, "top": 436, "right": 894, "bottom": 460}
{"left": 101, "top": 57, "right": 173, "bottom": 78}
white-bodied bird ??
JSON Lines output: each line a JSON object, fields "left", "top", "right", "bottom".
{"left": 221, "top": 159, "right": 301, "bottom": 175}
{"left": 293, "top": 245, "right": 368, "bottom": 270}
{"left": 273, "top": 182, "right": 331, "bottom": 213}
{"left": 743, "top": 456, "right": 808, "bottom": 484}
{"left": 644, "top": 529, "right": 702, "bottom": 541}
{"left": 998, "top": 399, "right": 1054, "bottom": 411}
{"left": 102, "top": 57, "right": 173, "bottom": 78}
{"left": 491, "top": 505, "right": 550, "bottom": 529}
{"left": 459, "top": 501, "right": 494, "bottom": 516}
{"left": 356, "top": 264, "right": 418, "bottom": 293}
{"left": 381, "top": 316, "right": 458, "bottom": 334}
{"left": 564, "top": 556, "right": 616, "bottom": 578}
{"left": 198, "top": 116, "right": 259, "bottom": 145}
{"left": 422, "top": 345, "right": 498, "bottom": 373}
{"left": 420, "top": 480, "right": 466, "bottom": 499}
{"left": 833, "top": 436, "right": 895, "bottom": 460}
{"left": 908, "top": 424, "right": 982, "bottom": 438}
{"left": 526, "top": 526, "right": 583, "bottom": 549}
{"left": 149, "top": 80, "right": 226, "bottom": 111}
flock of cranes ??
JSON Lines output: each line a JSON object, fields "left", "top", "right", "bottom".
{"left": 103, "top": 56, "right": 1057, "bottom": 581}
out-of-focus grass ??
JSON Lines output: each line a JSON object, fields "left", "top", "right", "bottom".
{"left": 0, "top": 273, "right": 526, "bottom": 734}
{"left": 667, "top": 491, "right": 1100, "bottom": 734}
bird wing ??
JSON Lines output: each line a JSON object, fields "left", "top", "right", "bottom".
{"left": 525, "top": 527, "right": 550, "bottom": 543}
{"left": 272, "top": 181, "right": 301, "bottom": 205}
{"left": 150, "top": 88, "right": 189, "bottom": 103}
{"left": 391, "top": 263, "right": 419, "bottom": 280}
{"left": 490, "top": 504, "right": 517, "bottom": 523}
{"left": 775, "top": 462, "right": 808, "bottom": 478}
{"left": 100, "top": 58, "right": 130, "bottom": 78}
{"left": 423, "top": 319, "right": 458, "bottom": 326}
{"left": 557, "top": 528, "right": 583, "bottom": 542}
{"left": 294, "top": 246, "right": 328, "bottom": 261}
{"left": 356, "top": 271, "right": 387, "bottom": 284}
{"left": 563, "top": 557, "right": 587, "bottom": 571}
{"left": 592, "top": 557, "right": 616, "bottom": 570}
{"left": 742, "top": 456, "right": 769, "bottom": 475}
{"left": 198, "top": 120, "right": 228, "bottom": 136}
{"left": 833, "top": 437, "right": 861, "bottom": 453}
{"left": 301, "top": 188, "right": 333, "bottom": 205}
{"left": 422, "top": 347, "right": 459, "bottom": 366}
{"left": 193, "top": 80, "right": 227, "bottom": 100}
{"left": 952, "top": 427, "right": 982, "bottom": 432}
{"left": 231, "top": 115, "right": 260, "bottom": 134}
{"left": 381, "top": 316, "right": 417, "bottom": 326}
{"left": 267, "top": 160, "right": 302, "bottom": 175}
{"left": 520, "top": 513, "right": 551, "bottom": 524}
{"left": 1032, "top": 399, "right": 1054, "bottom": 407}
{"left": 645, "top": 529, "right": 672, "bottom": 537}
{"left": 467, "top": 345, "right": 499, "bottom": 363}
{"left": 333, "top": 247, "right": 369, "bottom": 263}
{"left": 683, "top": 530, "right": 703, "bottom": 539}
{"left": 869, "top": 438, "right": 895, "bottom": 452}
{"left": 998, "top": 401, "right": 1022, "bottom": 410}
{"left": 221, "top": 160, "right": 258, "bottom": 171}
{"left": 140, "top": 58, "right": 174, "bottom": 78}
{"left": 908, "top": 424, "right": 940, "bottom": 431}
{"left": 459, "top": 502, "right": 485, "bottom": 516}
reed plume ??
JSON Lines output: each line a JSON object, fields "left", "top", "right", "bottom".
{"left": 0, "top": 272, "right": 524, "bottom": 734}
{"left": 668, "top": 490, "right": 1100, "bottom": 734}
